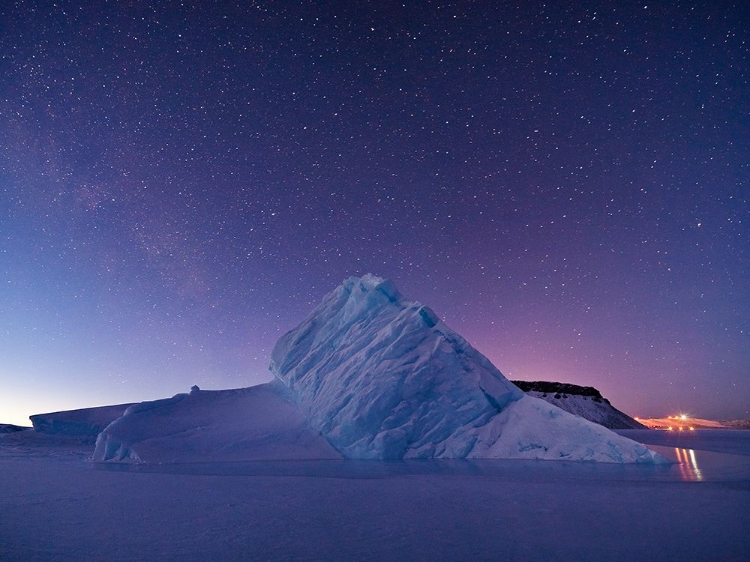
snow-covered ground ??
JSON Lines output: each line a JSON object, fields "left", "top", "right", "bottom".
{"left": 1, "top": 430, "right": 748, "bottom": 562}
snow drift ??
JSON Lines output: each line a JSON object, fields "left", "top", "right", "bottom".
{"left": 271, "top": 274, "right": 663, "bottom": 463}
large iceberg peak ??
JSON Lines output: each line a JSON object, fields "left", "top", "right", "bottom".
{"left": 270, "top": 274, "right": 525, "bottom": 459}
{"left": 269, "top": 274, "right": 665, "bottom": 464}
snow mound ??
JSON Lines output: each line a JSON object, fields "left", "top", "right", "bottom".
{"left": 470, "top": 395, "right": 659, "bottom": 462}
{"left": 271, "top": 274, "right": 664, "bottom": 463}
{"left": 92, "top": 384, "right": 341, "bottom": 462}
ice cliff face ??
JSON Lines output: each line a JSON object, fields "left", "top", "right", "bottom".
{"left": 270, "top": 274, "right": 524, "bottom": 458}
{"left": 30, "top": 403, "right": 134, "bottom": 437}
{"left": 271, "top": 274, "right": 663, "bottom": 463}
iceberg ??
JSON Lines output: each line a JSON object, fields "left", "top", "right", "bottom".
{"left": 271, "top": 274, "right": 664, "bottom": 463}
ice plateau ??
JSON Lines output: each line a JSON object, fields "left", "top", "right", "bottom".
{"left": 31, "top": 403, "right": 134, "bottom": 437}
{"left": 271, "top": 274, "right": 664, "bottom": 463}
{"left": 92, "top": 385, "right": 340, "bottom": 462}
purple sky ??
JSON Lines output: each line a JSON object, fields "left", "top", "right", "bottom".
{"left": 1, "top": 1, "right": 748, "bottom": 426}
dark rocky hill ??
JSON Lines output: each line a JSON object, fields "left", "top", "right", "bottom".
{"left": 511, "top": 381, "right": 646, "bottom": 430}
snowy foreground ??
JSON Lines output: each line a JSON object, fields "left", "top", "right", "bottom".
{"left": 1, "top": 429, "right": 749, "bottom": 562}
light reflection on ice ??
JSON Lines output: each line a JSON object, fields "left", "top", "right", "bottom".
{"left": 91, "top": 443, "right": 750, "bottom": 485}
{"left": 674, "top": 448, "right": 703, "bottom": 481}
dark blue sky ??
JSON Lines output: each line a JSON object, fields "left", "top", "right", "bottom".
{"left": 2, "top": 0, "right": 748, "bottom": 425}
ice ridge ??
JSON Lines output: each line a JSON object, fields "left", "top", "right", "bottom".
{"left": 271, "top": 275, "right": 523, "bottom": 458}
{"left": 270, "top": 274, "right": 665, "bottom": 463}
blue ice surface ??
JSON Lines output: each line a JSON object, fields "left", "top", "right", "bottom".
{"left": 87, "top": 430, "right": 750, "bottom": 484}
{"left": 90, "top": 445, "right": 750, "bottom": 484}
{"left": 269, "top": 275, "right": 668, "bottom": 463}
{"left": 269, "top": 274, "right": 524, "bottom": 459}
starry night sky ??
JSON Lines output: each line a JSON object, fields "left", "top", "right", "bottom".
{"left": 1, "top": 1, "right": 748, "bottom": 426}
